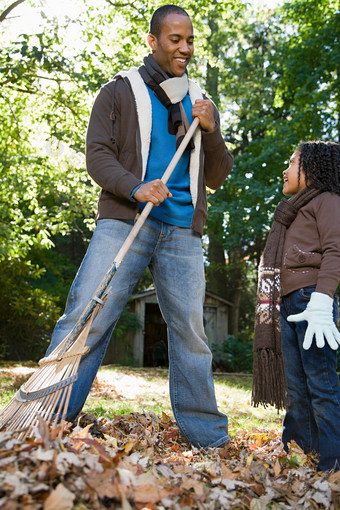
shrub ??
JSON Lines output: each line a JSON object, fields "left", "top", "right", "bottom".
{"left": 212, "top": 335, "right": 253, "bottom": 373}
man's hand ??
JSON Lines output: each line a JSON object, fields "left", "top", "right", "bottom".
{"left": 192, "top": 99, "right": 216, "bottom": 132}
{"left": 133, "top": 179, "right": 172, "bottom": 206}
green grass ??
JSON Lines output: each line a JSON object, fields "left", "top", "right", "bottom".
{"left": 83, "top": 366, "right": 284, "bottom": 437}
{"left": 0, "top": 387, "right": 16, "bottom": 407}
{"left": 0, "top": 363, "right": 285, "bottom": 437}
{"left": 214, "top": 374, "right": 284, "bottom": 435}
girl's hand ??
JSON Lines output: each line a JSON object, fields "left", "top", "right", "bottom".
{"left": 287, "top": 292, "right": 340, "bottom": 350}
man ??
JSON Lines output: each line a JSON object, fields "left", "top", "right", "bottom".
{"left": 46, "top": 4, "right": 233, "bottom": 448}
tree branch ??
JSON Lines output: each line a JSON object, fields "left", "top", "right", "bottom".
{"left": 0, "top": 0, "right": 27, "bottom": 23}
{"left": 104, "top": 0, "right": 132, "bottom": 7}
{"left": 104, "top": 0, "right": 147, "bottom": 18}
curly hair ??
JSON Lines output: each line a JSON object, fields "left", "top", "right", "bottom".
{"left": 297, "top": 141, "right": 340, "bottom": 195}
{"left": 149, "top": 5, "right": 190, "bottom": 39}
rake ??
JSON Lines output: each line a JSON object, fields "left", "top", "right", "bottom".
{"left": 0, "top": 117, "right": 200, "bottom": 439}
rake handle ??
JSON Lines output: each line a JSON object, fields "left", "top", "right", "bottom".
{"left": 60, "top": 117, "right": 200, "bottom": 352}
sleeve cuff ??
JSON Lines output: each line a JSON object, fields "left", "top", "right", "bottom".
{"left": 130, "top": 183, "right": 143, "bottom": 201}
{"left": 201, "top": 124, "right": 225, "bottom": 150}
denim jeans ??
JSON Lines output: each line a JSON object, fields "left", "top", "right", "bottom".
{"left": 280, "top": 285, "right": 340, "bottom": 471}
{"left": 47, "top": 218, "right": 229, "bottom": 448}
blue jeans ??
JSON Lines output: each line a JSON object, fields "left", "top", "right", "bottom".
{"left": 47, "top": 218, "right": 229, "bottom": 448}
{"left": 280, "top": 285, "right": 340, "bottom": 471}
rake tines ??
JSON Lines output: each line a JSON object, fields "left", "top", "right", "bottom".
{"left": 0, "top": 300, "right": 103, "bottom": 439}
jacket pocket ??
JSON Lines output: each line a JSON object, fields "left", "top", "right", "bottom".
{"left": 284, "top": 244, "right": 322, "bottom": 272}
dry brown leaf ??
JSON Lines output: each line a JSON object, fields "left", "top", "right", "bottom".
{"left": 36, "top": 415, "right": 52, "bottom": 449}
{"left": 181, "top": 478, "right": 205, "bottom": 499}
{"left": 162, "top": 412, "right": 172, "bottom": 424}
{"left": 134, "top": 473, "right": 162, "bottom": 504}
{"left": 3, "top": 473, "right": 29, "bottom": 497}
{"left": 71, "top": 423, "right": 93, "bottom": 438}
{"left": 1, "top": 374, "right": 340, "bottom": 510}
{"left": 86, "top": 468, "right": 119, "bottom": 498}
{"left": 328, "top": 469, "right": 340, "bottom": 488}
{"left": 287, "top": 440, "right": 308, "bottom": 466}
{"left": 124, "top": 441, "right": 137, "bottom": 453}
{"left": 180, "top": 494, "right": 195, "bottom": 507}
{"left": 220, "top": 462, "right": 238, "bottom": 480}
{"left": 273, "top": 458, "right": 281, "bottom": 477}
{"left": 133, "top": 483, "right": 161, "bottom": 504}
{"left": 43, "top": 483, "right": 75, "bottom": 510}
{"left": 71, "top": 436, "right": 112, "bottom": 461}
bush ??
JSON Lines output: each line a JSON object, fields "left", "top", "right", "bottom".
{"left": 0, "top": 259, "right": 61, "bottom": 361}
{"left": 212, "top": 335, "right": 253, "bottom": 373}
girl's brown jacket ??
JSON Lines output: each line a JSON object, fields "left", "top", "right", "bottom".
{"left": 281, "top": 192, "right": 340, "bottom": 298}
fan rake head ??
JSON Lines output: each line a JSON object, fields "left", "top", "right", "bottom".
{"left": 0, "top": 301, "right": 102, "bottom": 439}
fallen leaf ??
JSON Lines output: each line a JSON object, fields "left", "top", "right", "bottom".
{"left": 134, "top": 473, "right": 161, "bottom": 504}
{"left": 287, "top": 440, "right": 308, "bottom": 466}
{"left": 3, "top": 473, "right": 29, "bottom": 497}
{"left": 86, "top": 468, "right": 119, "bottom": 498}
{"left": 43, "top": 483, "right": 75, "bottom": 510}
{"left": 273, "top": 458, "right": 281, "bottom": 477}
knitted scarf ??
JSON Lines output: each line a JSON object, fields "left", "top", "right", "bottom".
{"left": 252, "top": 187, "right": 320, "bottom": 410}
{"left": 138, "top": 54, "right": 194, "bottom": 151}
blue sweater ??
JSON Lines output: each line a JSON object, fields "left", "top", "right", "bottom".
{"left": 138, "top": 87, "right": 194, "bottom": 227}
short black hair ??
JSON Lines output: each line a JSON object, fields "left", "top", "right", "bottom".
{"left": 149, "top": 5, "right": 190, "bottom": 39}
{"left": 297, "top": 140, "right": 340, "bottom": 194}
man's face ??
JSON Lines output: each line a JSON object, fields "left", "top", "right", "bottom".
{"left": 147, "top": 13, "right": 194, "bottom": 77}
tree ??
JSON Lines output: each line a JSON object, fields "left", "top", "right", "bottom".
{"left": 0, "top": 0, "right": 100, "bottom": 358}
{"left": 213, "top": 0, "right": 339, "bottom": 340}
{"left": 276, "top": 0, "right": 339, "bottom": 142}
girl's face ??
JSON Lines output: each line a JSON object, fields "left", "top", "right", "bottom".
{"left": 282, "top": 151, "right": 307, "bottom": 196}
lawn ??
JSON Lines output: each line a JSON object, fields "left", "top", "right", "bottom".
{"left": 0, "top": 363, "right": 284, "bottom": 436}
{"left": 83, "top": 365, "right": 284, "bottom": 437}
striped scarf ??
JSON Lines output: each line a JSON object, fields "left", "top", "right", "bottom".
{"left": 252, "top": 187, "right": 320, "bottom": 410}
{"left": 138, "top": 54, "right": 194, "bottom": 151}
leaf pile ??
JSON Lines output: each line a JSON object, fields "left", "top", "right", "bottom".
{"left": 1, "top": 411, "right": 340, "bottom": 509}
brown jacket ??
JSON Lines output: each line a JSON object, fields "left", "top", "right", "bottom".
{"left": 281, "top": 192, "right": 340, "bottom": 298}
{"left": 86, "top": 72, "right": 233, "bottom": 236}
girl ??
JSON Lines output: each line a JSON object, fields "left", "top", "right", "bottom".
{"left": 252, "top": 141, "right": 340, "bottom": 471}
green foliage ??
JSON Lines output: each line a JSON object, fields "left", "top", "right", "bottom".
{"left": 113, "top": 306, "right": 142, "bottom": 341}
{"left": 0, "top": 259, "right": 61, "bottom": 360}
{"left": 212, "top": 336, "right": 253, "bottom": 373}
{"left": 277, "top": 0, "right": 339, "bottom": 140}
{"left": 205, "top": 0, "right": 339, "bottom": 339}
{"left": 217, "top": 0, "right": 339, "bottom": 260}
{"left": 0, "top": 4, "right": 100, "bottom": 358}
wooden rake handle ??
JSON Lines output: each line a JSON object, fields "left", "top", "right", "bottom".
{"left": 59, "top": 117, "right": 200, "bottom": 353}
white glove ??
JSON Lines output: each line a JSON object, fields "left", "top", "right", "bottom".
{"left": 287, "top": 291, "right": 340, "bottom": 350}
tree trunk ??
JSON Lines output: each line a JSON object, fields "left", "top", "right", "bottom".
{"left": 230, "top": 286, "right": 242, "bottom": 337}
{"left": 206, "top": 231, "right": 228, "bottom": 300}
{"left": 227, "top": 246, "right": 246, "bottom": 338}
{"left": 204, "top": 3, "right": 228, "bottom": 301}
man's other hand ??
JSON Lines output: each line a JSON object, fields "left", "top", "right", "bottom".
{"left": 192, "top": 99, "right": 216, "bottom": 132}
